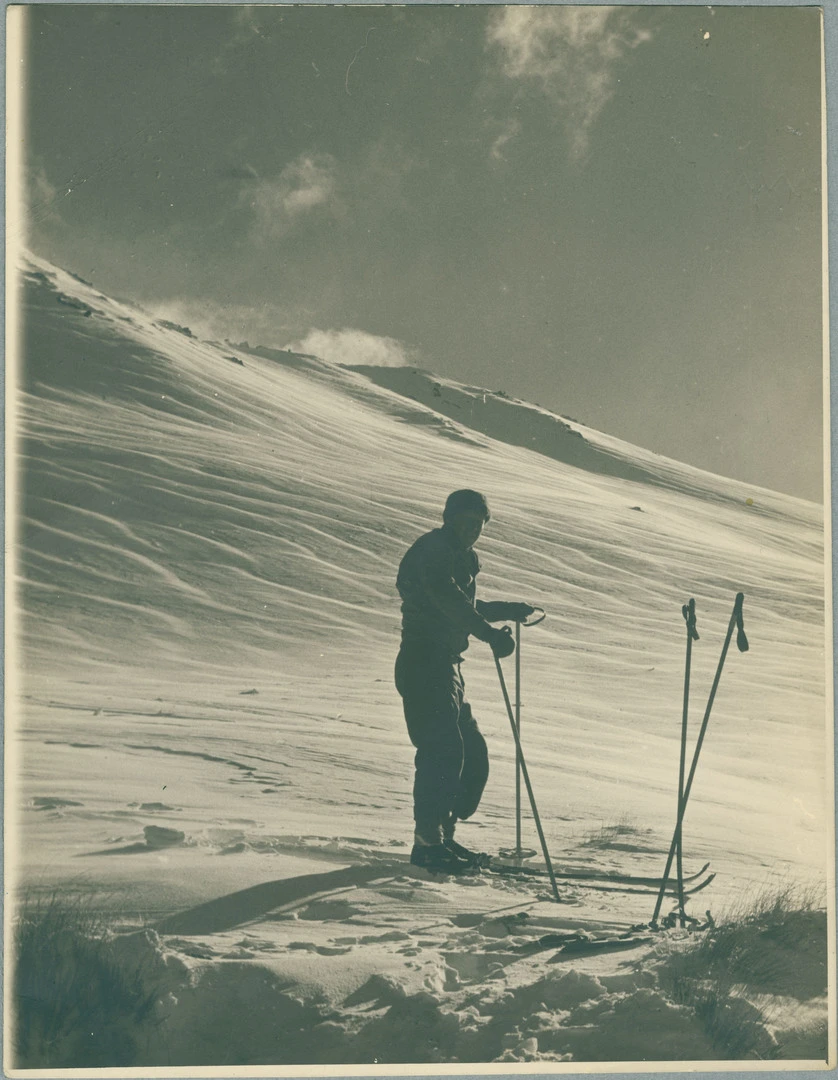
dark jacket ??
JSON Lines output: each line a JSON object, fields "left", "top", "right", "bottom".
{"left": 397, "top": 525, "right": 502, "bottom": 659}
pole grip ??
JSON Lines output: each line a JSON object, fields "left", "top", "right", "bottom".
{"left": 682, "top": 597, "right": 699, "bottom": 641}
{"left": 734, "top": 592, "right": 749, "bottom": 652}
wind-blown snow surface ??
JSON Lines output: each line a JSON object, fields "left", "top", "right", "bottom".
{"left": 6, "top": 255, "right": 832, "bottom": 1068}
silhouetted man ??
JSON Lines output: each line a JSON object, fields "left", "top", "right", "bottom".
{"left": 395, "top": 489, "right": 534, "bottom": 873}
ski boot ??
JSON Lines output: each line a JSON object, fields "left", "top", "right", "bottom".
{"left": 410, "top": 842, "right": 476, "bottom": 876}
{"left": 442, "top": 835, "right": 492, "bottom": 869}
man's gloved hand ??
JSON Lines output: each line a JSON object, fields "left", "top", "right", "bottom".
{"left": 503, "top": 602, "right": 536, "bottom": 623}
{"left": 489, "top": 626, "right": 516, "bottom": 658}
{"left": 480, "top": 601, "right": 536, "bottom": 623}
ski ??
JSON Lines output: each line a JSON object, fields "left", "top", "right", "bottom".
{"left": 485, "top": 859, "right": 711, "bottom": 889}
{"left": 550, "top": 933, "right": 654, "bottom": 958}
{"left": 559, "top": 872, "right": 716, "bottom": 899}
{"left": 509, "top": 929, "right": 654, "bottom": 959}
{"left": 482, "top": 863, "right": 716, "bottom": 898}
{"left": 354, "top": 853, "right": 715, "bottom": 900}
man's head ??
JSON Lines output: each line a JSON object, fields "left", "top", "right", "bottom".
{"left": 443, "top": 489, "right": 490, "bottom": 549}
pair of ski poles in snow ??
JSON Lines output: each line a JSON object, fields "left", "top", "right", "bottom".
{"left": 492, "top": 607, "right": 564, "bottom": 904}
{"left": 652, "top": 592, "right": 749, "bottom": 927}
{"left": 491, "top": 594, "right": 750, "bottom": 915}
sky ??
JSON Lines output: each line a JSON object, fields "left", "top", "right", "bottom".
{"left": 15, "top": 4, "right": 825, "bottom": 500}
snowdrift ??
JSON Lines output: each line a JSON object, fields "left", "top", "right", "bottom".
{"left": 6, "top": 254, "right": 831, "bottom": 1069}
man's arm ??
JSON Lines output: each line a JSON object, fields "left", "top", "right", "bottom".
{"left": 420, "top": 563, "right": 496, "bottom": 642}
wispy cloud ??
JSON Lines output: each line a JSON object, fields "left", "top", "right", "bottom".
{"left": 212, "top": 8, "right": 277, "bottom": 75}
{"left": 489, "top": 116, "right": 522, "bottom": 162}
{"left": 219, "top": 163, "right": 260, "bottom": 182}
{"left": 29, "top": 164, "right": 61, "bottom": 214}
{"left": 230, "top": 7, "right": 272, "bottom": 42}
{"left": 236, "top": 154, "right": 341, "bottom": 241}
{"left": 18, "top": 163, "right": 65, "bottom": 245}
{"left": 286, "top": 328, "right": 416, "bottom": 368}
{"left": 486, "top": 6, "right": 653, "bottom": 162}
{"left": 279, "top": 156, "right": 337, "bottom": 215}
{"left": 145, "top": 296, "right": 295, "bottom": 345}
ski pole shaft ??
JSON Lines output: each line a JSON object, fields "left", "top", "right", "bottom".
{"left": 494, "top": 654, "right": 562, "bottom": 903}
{"left": 652, "top": 593, "right": 746, "bottom": 925}
{"left": 676, "top": 600, "right": 699, "bottom": 925}
{"left": 515, "top": 620, "right": 522, "bottom": 852}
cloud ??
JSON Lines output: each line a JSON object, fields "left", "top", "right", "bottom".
{"left": 145, "top": 296, "right": 294, "bottom": 345}
{"left": 279, "top": 156, "right": 337, "bottom": 215}
{"left": 237, "top": 154, "right": 341, "bottom": 241}
{"left": 230, "top": 7, "right": 271, "bottom": 41}
{"left": 211, "top": 8, "right": 276, "bottom": 74}
{"left": 218, "top": 163, "right": 260, "bottom": 182}
{"left": 14, "top": 163, "right": 65, "bottom": 247}
{"left": 489, "top": 116, "right": 522, "bottom": 162}
{"left": 285, "top": 328, "right": 416, "bottom": 368}
{"left": 486, "top": 6, "right": 653, "bottom": 162}
{"left": 28, "top": 164, "right": 61, "bottom": 213}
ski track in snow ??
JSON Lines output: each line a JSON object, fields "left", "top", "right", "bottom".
{"left": 7, "top": 255, "right": 831, "bottom": 1066}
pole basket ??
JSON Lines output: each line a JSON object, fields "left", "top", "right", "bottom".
{"left": 498, "top": 846, "right": 538, "bottom": 860}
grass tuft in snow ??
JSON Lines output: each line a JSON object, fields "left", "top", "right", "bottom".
{"left": 581, "top": 816, "right": 656, "bottom": 852}
{"left": 10, "top": 888, "right": 160, "bottom": 1069}
{"left": 655, "top": 885, "right": 829, "bottom": 1060}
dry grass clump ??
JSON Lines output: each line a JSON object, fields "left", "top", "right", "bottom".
{"left": 10, "top": 888, "right": 160, "bottom": 1069}
{"left": 581, "top": 816, "right": 657, "bottom": 852}
{"left": 655, "top": 884, "right": 829, "bottom": 1060}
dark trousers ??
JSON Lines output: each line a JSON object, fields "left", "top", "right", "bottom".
{"left": 395, "top": 646, "right": 489, "bottom": 844}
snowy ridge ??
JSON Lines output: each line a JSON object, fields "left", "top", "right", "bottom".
{"left": 8, "top": 254, "right": 830, "bottom": 1066}
{"left": 346, "top": 363, "right": 818, "bottom": 515}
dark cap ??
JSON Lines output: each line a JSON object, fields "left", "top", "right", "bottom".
{"left": 443, "top": 489, "right": 491, "bottom": 523}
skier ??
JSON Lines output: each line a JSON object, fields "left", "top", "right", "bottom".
{"left": 395, "top": 489, "right": 535, "bottom": 874}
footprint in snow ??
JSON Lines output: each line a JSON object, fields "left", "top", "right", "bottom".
{"left": 288, "top": 942, "right": 353, "bottom": 955}
{"left": 357, "top": 930, "right": 411, "bottom": 944}
{"left": 167, "top": 938, "right": 217, "bottom": 959}
{"left": 219, "top": 842, "right": 250, "bottom": 855}
{"left": 82, "top": 825, "right": 186, "bottom": 857}
{"left": 297, "top": 898, "right": 365, "bottom": 921}
{"left": 237, "top": 938, "right": 279, "bottom": 952}
{"left": 32, "top": 797, "right": 84, "bottom": 811}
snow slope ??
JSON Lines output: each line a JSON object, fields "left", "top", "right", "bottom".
{"left": 6, "top": 255, "right": 832, "bottom": 1068}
